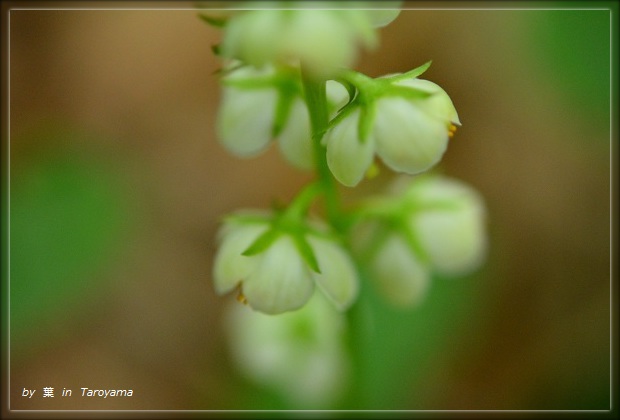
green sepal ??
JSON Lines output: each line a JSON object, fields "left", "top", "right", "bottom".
{"left": 211, "top": 44, "right": 221, "bottom": 56}
{"left": 325, "top": 101, "right": 358, "bottom": 138}
{"left": 293, "top": 233, "right": 321, "bottom": 274}
{"left": 383, "top": 85, "right": 433, "bottom": 100}
{"left": 334, "top": 78, "right": 358, "bottom": 113}
{"left": 358, "top": 103, "right": 376, "bottom": 144}
{"left": 398, "top": 218, "right": 431, "bottom": 265}
{"left": 198, "top": 13, "right": 228, "bottom": 28}
{"left": 385, "top": 60, "right": 433, "bottom": 84}
{"left": 242, "top": 228, "right": 281, "bottom": 257}
{"left": 272, "top": 90, "right": 295, "bottom": 138}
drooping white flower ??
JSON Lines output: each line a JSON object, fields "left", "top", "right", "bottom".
{"left": 370, "top": 233, "right": 430, "bottom": 307}
{"left": 357, "top": 175, "right": 486, "bottom": 307}
{"left": 217, "top": 67, "right": 348, "bottom": 170}
{"left": 224, "top": 292, "right": 350, "bottom": 407}
{"left": 404, "top": 176, "right": 487, "bottom": 276}
{"left": 324, "top": 76, "right": 460, "bottom": 187}
{"left": 219, "top": 8, "right": 379, "bottom": 78}
{"left": 213, "top": 212, "right": 359, "bottom": 314}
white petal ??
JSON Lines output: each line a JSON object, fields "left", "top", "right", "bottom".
{"left": 216, "top": 85, "right": 277, "bottom": 157}
{"left": 374, "top": 97, "right": 449, "bottom": 174}
{"left": 371, "top": 234, "right": 430, "bottom": 307}
{"left": 368, "top": 9, "right": 402, "bottom": 28}
{"left": 396, "top": 78, "right": 461, "bottom": 125}
{"left": 242, "top": 235, "right": 315, "bottom": 314}
{"left": 224, "top": 292, "right": 348, "bottom": 407}
{"left": 307, "top": 236, "right": 359, "bottom": 311}
{"left": 213, "top": 223, "right": 268, "bottom": 295}
{"left": 221, "top": 10, "right": 283, "bottom": 67}
{"left": 326, "top": 80, "right": 350, "bottom": 119}
{"left": 283, "top": 11, "right": 357, "bottom": 77}
{"left": 411, "top": 180, "right": 487, "bottom": 275}
{"left": 325, "top": 110, "right": 375, "bottom": 187}
{"left": 277, "top": 99, "right": 313, "bottom": 170}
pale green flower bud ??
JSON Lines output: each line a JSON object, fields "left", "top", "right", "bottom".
{"left": 218, "top": 69, "right": 349, "bottom": 170}
{"left": 216, "top": 66, "right": 278, "bottom": 158}
{"left": 224, "top": 292, "right": 350, "bottom": 407}
{"left": 373, "top": 94, "right": 451, "bottom": 175}
{"left": 404, "top": 176, "right": 487, "bottom": 276}
{"left": 326, "top": 108, "right": 375, "bottom": 187}
{"left": 371, "top": 233, "right": 430, "bottom": 307}
{"left": 355, "top": 175, "right": 486, "bottom": 307}
{"left": 324, "top": 73, "right": 460, "bottom": 187}
{"left": 368, "top": 9, "right": 401, "bottom": 27}
{"left": 220, "top": 8, "right": 379, "bottom": 78}
{"left": 347, "top": 1, "right": 403, "bottom": 27}
{"left": 213, "top": 212, "right": 359, "bottom": 314}
{"left": 277, "top": 98, "right": 313, "bottom": 170}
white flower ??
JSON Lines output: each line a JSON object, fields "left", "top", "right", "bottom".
{"left": 216, "top": 66, "right": 279, "bottom": 158}
{"left": 404, "top": 176, "right": 487, "bottom": 276}
{"left": 218, "top": 69, "right": 348, "bottom": 170}
{"left": 224, "top": 292, "right": 350, "bottom": 407}
{"left": 370, "top": 233, "right": 430, "bottom": 307}
{"left": 359, "top": 175, "right": 486, "bottom": 307}
{"left": 220, "top": 8, "right": 378, "bottom": 78}
{"left": 324, "top": 78, "right": 460, "bottom": 187}
{"left": 213, "top": 213, "right": 359, "bottom": 314}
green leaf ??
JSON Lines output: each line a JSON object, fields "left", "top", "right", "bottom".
{"left": 10, "top": 144, "right": 131, "bottom": 354}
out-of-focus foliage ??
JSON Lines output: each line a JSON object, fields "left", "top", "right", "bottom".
{"left": 529, "top": 10, "right": 610, "bottom": 129}
{"left": 10, "top": 126, "right": 132, "bottom": 354}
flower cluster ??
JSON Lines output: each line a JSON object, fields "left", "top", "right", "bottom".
{"left": 206, "top": 4, "right": 486, "bottom": 316}
{"left": 203, "top": 3, "right": 489, "bottom": 409}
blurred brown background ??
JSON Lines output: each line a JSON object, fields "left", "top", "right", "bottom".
{"left": 4, "top": 1, "right": 613, "bottom": 414}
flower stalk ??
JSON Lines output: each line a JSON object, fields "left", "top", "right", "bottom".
{"left": 300, "top": 65, "right": 342, "bottom": 232}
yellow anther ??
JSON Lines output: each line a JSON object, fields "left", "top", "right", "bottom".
{"left": 365, "top": 162, "right": 380, "bottom": 179}
{"left": 448, "top": 123, "right": 457, "bottom": 139}
{"left": 235, "top": 285, "right": 248, "bottom": 305}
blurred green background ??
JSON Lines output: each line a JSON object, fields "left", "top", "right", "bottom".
{"left": 5, "top": 2, "right": 613, "bottom": 413}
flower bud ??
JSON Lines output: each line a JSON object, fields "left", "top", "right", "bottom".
{"left": 404, "top": 176, "right": 487, "bottom": 276}
{"left": 218, "top": 67, "right": 349, "bottom": 170}
{"left": 219, "top": 8, "right": 379, "bottom": 78}
{"left": 216, "top": 66, "right": 279, "bottom": 158}
{"left": 224, "top": 292, "right": 350, "bottom": 407}
{"left": 371, "top": 233, "right": 430, "bottom": 307}
{"left": 355, "top": 175, "right": 486, "bottom": 307}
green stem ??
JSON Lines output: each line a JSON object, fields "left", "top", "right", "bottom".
{"left": 301, "top": 66, "right": 367, "bottom": 409}
{"left": 299, "top": 66, "right": 341, "bottom": 230}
